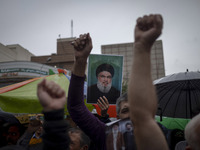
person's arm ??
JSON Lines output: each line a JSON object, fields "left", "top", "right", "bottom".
{"left": 128, "top": 14, "right": 168, "bottom": 150}
{"left": 37, "top": 79, "right": 70, "bottom": 150}
{"left": 72, "top": 33, "right": 92, "bottom": 77}
{"left": 67, "top": 33, "right": 106, "bottom": 148}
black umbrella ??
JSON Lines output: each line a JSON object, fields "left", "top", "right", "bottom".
{"left": 154, "top": 71, "right": 200, "bottom": 119}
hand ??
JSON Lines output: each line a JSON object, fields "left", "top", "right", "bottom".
{"left": 71, "top": 33, "right": 93, "bottom": 62}
{"left": 97, "top": 96, "right": 109, "bottom": 117}
{"left": 37, "top": 79, "right": 66, "bottom": 112}
{"left": 71, "top": 33, "right": 93, "bottom": 77}
{"left": 134, "top": 14, "right": 163, "bottom": 50}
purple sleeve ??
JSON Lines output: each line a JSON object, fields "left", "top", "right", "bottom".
{"left": 67, "top": 74, "right": 106, "bottom": 149}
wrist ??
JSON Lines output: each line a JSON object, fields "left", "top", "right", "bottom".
{"left": 73, "top": 60, "right": 87, "bottom": 77}
{"left": 101, "top": 113, "right": 109, "bottom": 118}
{"left": 75, "top": 57, "right": 87, "bottom": 64}
{"left": 134, "top": 42, "right": 152, "bottom": 53}
{"left": 43, "top": 109, "right": 64, "bottom": 121}
{"left": 42, "top": 105, "right": 65, "bottom": 113}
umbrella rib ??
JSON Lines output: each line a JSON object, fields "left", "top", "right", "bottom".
{"left": 172, "top": 82, "right": 184, "bottom": 118}
{"left": 155, "top": 72, "right": 200, "bottom": 119}
{"left": 190, "top": 80, "right": 200, "bottom": 117}
{"left": 161, "top": 82, "right": 181, "bottom": 117}
{"left": 186, "top": 81, "right": 190, "bottom": 118}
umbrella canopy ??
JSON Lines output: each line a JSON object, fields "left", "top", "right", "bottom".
{"left": 154, "top": 71, "right": 200, "bottom": 119}
{"left": 0, "top": 73, "right": 94, "bottom": 114}
{"left": 0, "top": 111, "right": 21, "bottom": 124}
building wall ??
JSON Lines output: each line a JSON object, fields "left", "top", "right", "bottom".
{"left": 0, "top": 61, "right": 59, "bottom": 88}
{"left": 0, "top": 43, "right": 34, "bottom": 62}
{"left": 0, "top": 43, "right": 16, "bottom": 61}
{"left": 57, "top": 38, "right": 75, "bottom": 55}
{"left": 101, "top": 40, "right": 165, "bottom": 82}
{"left": 0, "top": 61, "right": 58, "bottom": 77}
{"left": 31, "top": 37, "right": 75, "bottom": 71}
{"left": 151, "top": 41, "right": 165, "bottom": 81}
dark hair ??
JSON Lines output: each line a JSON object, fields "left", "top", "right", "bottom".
{"left": 68, "top": 127, "right": 90, "bottom": 148}
{"left": 96, "top": 63, "right": 114, "bottom": 77}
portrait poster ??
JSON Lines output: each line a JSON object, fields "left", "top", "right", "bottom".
{"left": 87, "top": 54, "right": 123, "bottom": 104}
{"left": 105, "top": 118, "right": 136, "bottom": 150}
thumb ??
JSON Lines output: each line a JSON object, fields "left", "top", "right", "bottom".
{"left": 87, "top": 33, "right": 93, "bottom": 49}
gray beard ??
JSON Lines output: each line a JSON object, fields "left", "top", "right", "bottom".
{"left": 97, "top": 80, "right": 112, "bottom": 93}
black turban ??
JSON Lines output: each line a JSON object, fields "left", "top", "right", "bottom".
{"left": 96, "top": 63, "right": 114, "bottom": 77}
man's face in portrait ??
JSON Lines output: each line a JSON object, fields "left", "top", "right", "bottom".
{"left": 126, "top": 124, "right": 133, "bottom": 131}
{"left": 113, "top": 124, "right": 119, "bottom": 131}
{"left": 112, "top": 124, "right": 119, "bottom": 133}
{"left": 98, "top": 71, "right": 112, "bottom": 87}
{"left": 97, "top": 71, "right": 112, "bottom": 93}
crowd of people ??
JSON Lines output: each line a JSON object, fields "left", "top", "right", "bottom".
{"left": 0, "top": 14, "right": 200, "bottom": 150}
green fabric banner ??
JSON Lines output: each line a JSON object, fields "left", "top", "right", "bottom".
{"left": 0, "top": 74, "right": 94, "bottom": 114}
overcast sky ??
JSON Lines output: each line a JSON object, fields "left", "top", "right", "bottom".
{"left": 0, "top": 0, "right": 199, "bottom": 76}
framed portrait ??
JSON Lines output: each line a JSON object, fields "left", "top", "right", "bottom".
{"left": 87, "top": 54, "right": 123, "bottom": 104}
{"left": 105, "top": 118, "right": 136, "bottom": 150}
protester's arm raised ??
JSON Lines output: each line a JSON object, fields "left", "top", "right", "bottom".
{"left": 72, "top": 33, "right": 93, "bottom": 77}
{"left": 37, "top": 79, "right": 70, "bottom": 150}
{"left": 37, "top": 78, "right": 66, "bottom": 112}
{"left": 68, "top": 34, "right": 106, "bottom": 149}
{"left": 128, "top": 14, "right": 168, "bottom": 150}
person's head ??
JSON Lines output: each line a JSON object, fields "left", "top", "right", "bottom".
{"left": 68, "top": 128, "right": 90, "bottom": 150}
{"left": 125, "top": 122, "right": 133, "bottom": 131}
{"left": 0, "top": 112, "right": 21, "bottom": 147}
{"left": 113, "top": 124, "right": 118, "bottom": 129}
{"left": 96, "top": 63, "right": 114, "bottom": 93}
{"left": 5, "top": 123, "right": 25, "bottom": 145}
{"left": 185, "top": 114, "right": 200, "bottom": 150}
{"left": 116, "top": 93, "right": 129, "bottom": 119}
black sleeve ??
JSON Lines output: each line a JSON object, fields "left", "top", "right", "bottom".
{"left": 42, "top": 109, "right": 70, "bottom": 150}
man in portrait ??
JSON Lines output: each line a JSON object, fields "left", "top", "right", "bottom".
{"left": 123, "top": 122, "right": 137, "bottom": 150}
{"left": 87, "top": 63, "right": 120, "bottom": 104}
{"left": 106, "top": 123, "right": 125, "bottom": 150}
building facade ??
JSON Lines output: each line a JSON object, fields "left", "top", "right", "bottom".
{"left": 0, "top": 43, "right": 34, "bottom": 62}
{"left": 101, "top": 40, "right": 165, "bottom": 82}
{"left": 31, "top": 37, "right": 75, "bottom": 72}
{"left": 0, "top": 61, "right": 58, "bottom": 88}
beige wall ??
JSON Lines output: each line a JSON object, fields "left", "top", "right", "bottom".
{"left": 0, "top": 43, "right": 16, "bottom": 61}
{"left": 31, "top": 37, "right": 75, "bottom": 72}
{"left": 0, "top": 43, "right": 34, "bottom": 62}
{"left": 101, "top": 40, "right": 165, "bottom": 82}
